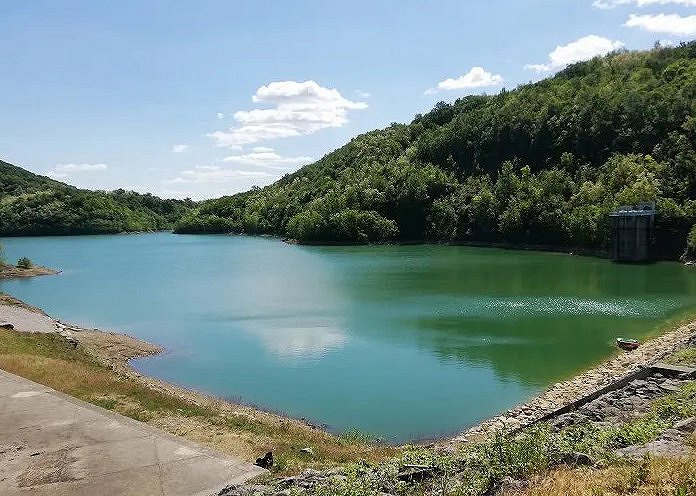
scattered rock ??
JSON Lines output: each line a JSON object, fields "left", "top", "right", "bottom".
{"left": 217, "top": 484, "right": 274, "bottom": 496}
{"left": 673, "top": 417, "right": 696, "bottom": 433}
{"left": 561, "top": 452, "right": 595, "bottom": 467}
{"left": 299, "top": 447, "right": 314, "bottom": 456}
{"left": 397, "top": 464, "right": 437, "bottom": 482}
{"left": 254, "top": 451, "right": 273, "bottom": 469}
{"left": 659, "top": 383, "right": 681, "bottom": 393}
{"left": 498, "top": 476, "right": 529, "bottom": 494}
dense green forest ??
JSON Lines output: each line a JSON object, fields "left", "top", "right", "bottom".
{"left": 175, "top": 42, "right": 696, "bottom": 259}
{"left": 4, "top": 43, "right": 696, "bottom": 258}
{"left": 0, "top": 160, "right": 192, "bottom": 235}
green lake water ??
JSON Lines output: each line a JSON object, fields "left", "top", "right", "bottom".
{"left": 1, "top": 233, "right": 695, "bottom": 442}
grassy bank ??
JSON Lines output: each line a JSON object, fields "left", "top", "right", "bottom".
{"left": 246, "top": 378, "right": 696, "bottom": 495}
{"left": 0, "top": 327, "right": 397, "bottom": 476}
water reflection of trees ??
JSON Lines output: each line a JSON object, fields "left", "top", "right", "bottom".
{"left": 338, "top": 247, "right": 696, "bottom": 387}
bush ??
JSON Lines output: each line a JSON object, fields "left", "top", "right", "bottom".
{"left": 688, "top": 224, "right": 696, "bottom": 252}
{"left": 287, "top": 209, "right": 398, "bottom": 243}
{"left": 173, "top": 213, "right": 237, "bottom": 234}
{"left": 16, "top": 257, "right": 33, "bottom": 269}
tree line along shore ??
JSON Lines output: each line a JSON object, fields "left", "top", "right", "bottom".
{"left": 2, "top": 43, "right": 696, "bottom": 262}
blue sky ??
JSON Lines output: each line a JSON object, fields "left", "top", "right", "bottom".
{"left": 1, "top": 0, "right": 695, "bottom": 199}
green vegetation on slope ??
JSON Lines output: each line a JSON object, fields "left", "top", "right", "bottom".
{"left": 0, "top": 160, "right": 193, "bottom": 235}
{"left": 176, "top": 42, "right": 696, "bottom": 259}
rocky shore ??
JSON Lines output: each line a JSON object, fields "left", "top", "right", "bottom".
{"left": 556, "top": 371, "right": 696, "bottom": 458}
{"left": 453, "top": 320, "right": 696, "bottom": 443}
{"left": 0, "top": 263, "right": 58, "bottom": 279}
{"left": 217, "top": 370, "right": 696, "bottom": 496}
{"left": 215, "top": 343, "right": 696, "bottom": 496}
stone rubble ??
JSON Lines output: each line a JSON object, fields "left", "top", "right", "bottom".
{"left": 550, "top": 373, "right": 687, "bottom": 430}
{"left": 453, "top": 323, "right": 696, "bottom": 443}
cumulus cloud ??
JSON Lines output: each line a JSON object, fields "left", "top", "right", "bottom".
{"left": 165, "top": 165, "right": 274, "bottom": 184}
{"left": 216, "top": 112, "right": 225, "bottom": 120}
{"left": 209, "top": 80, "right": 368, "bottom": 148}
{"left": 47, "top": 163, "right": 108, "bottom": 178}
{"left": 426, "top": 67, "right": 504, "bottom": 94}
{"left": 525, "top": 35, "right": 625, "bottom": 73}
{"left": 594, "top": 0, "right": 696, "bottom": 8}
{"left": 171, "top": 144, "right": 189, "bottom": 153}
{"left": 625, "top": 13, "right": 696, "bottom": 36}
{"left": 221, "top": 148, "right": 313, "bottom": 170}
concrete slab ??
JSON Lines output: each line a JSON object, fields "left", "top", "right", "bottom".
{"left": 0, "top": 306, "right": 57, "bottom": 334}
{"left": 0, "top": 369, "right": 266, "bottom": 495}
{"left": 652, "top": 362, "right": 696, "bottom": 377}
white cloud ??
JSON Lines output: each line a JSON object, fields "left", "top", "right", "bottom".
{"left": 658, "top": 39, "right": 678, "bottom": 46}
{"left": 208, "top": 80, "right": 368, "bottom": 147}
{"left": 165, "top": 165, "right": 274, "bottom": 184}
{"left": 216, "top": 112, "right": 225, "bottom": 120}
{"left": 47, "top": 163, "right": 108, "bottom": 178}
{"left": 55, "top": 163, "right": 108, "bottom": 172}
{"left": 171, "top": 144, "right": 189, "bottom": 153}
{"left": 525, "top": 35, "right": 625, "bottom": 73}
{"left": 354, "top": 89, "right": 371, "bottom": 98}
{"left": 524, "top": 63, "right": 554, "bottom": 73}
{"left": 222, "top": 148, "right": 313, "bottom": 170}
{"left": 625, "top": 13, "right": 696, "bottom": 36}
{"left": 427, "top": 67, "right": 504, "bottom": 94}
{"left": 594, "top": 0, "right": 696, "bottom": 8}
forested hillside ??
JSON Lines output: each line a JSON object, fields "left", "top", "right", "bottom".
{"left": 0, "top": 160, "right": 192, "bottom": 235}
{"left": 176, "top": 42, "right": 696, "bottom": 259}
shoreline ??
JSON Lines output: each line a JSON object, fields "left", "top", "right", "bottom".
{"left": 51, "top": 319, "right": 335, "bottom": 438}
{"left": 0, "top": 264, "right": 60, "bottom": 279}
{"left": 1, "top": 288, "right": 695, "bottom": 448}
{"left": 0, "top": 291, "right": 400, "bottom": 474}
{"left": 452, "top": 316, "right": 696, "bottom": 444}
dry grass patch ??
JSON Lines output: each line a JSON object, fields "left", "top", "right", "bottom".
{"left": 667, "top": 346, "right": 696, "bottom": 367}
{"left": 517, "top": 456, "right": 696, "bottom": 496}
{"left": 0, "top": 329, "right": 397, "bottom": 475}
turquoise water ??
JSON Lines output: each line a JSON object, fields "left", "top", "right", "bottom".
{"left": 1, "top": 233, "right": 695, "bottom": 442}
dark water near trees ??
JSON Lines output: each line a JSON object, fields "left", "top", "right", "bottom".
{"left": 2, "top": 233, "right": 695, "bottom": 442}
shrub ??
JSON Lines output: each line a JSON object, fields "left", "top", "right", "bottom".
{"left": 16, "top": 257, "right": 33, "bottom": 269}
{"left": 687, "top": 225, "right": 696, "bottom": 254}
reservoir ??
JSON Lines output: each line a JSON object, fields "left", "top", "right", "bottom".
{"left": 1, "top": 233, "right": 695, "bottom": 442}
